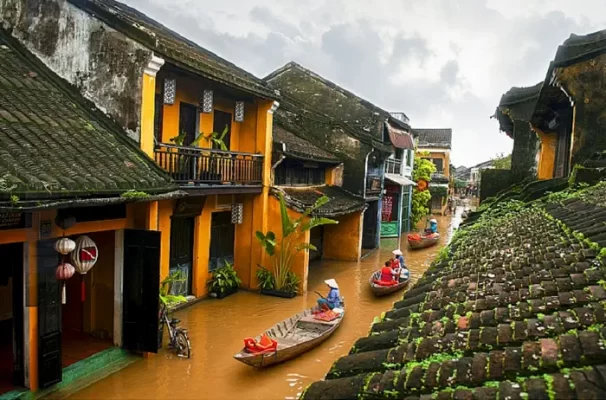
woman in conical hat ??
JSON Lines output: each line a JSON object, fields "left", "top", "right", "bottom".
{"left": 317, "top": 278, "right": 342, "bottom": 311}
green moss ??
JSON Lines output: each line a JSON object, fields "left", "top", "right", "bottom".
{"left": 120, "top": 190, "right": 150, "bottom": 199}
{"left": 544, "top": 374, "right": 555, "bottom": 400}
{"left": 9, "top": 195, "right": 18, "bottom": 206}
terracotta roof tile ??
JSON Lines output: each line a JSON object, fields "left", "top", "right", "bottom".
{"left": 273, "top": 124, "right": 340, "bottom": 163}
{"left": 386, "top": 122, "right": 415, "bottom": 150}
{"left": 301, "top": 182, "right": 606, "bottom": 399}
{"left": 0, "top": 30, "right": 176, "bottom": 202}
{"left": 414, "top": 128, "right": 452, "bottom": 149}
{"left": 272, "top": 186, "right": 366, "bottom": 218}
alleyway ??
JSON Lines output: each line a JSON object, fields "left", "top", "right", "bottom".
{"left": 67, "top": 211, "right": 461, "bottom": 400}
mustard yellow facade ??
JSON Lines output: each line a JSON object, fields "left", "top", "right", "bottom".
{"left": 419, "top": 150, "right": 451, "bottom": 215}
{"left": 138, "top": 62, "right": 276, "bottom": 298}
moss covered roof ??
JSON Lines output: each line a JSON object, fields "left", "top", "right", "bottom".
{"left": 553, "top": 30, "right": 606, "bottom": 68}
{"left": 302, "top": 182, "right": 606, "bottom": 400}
{"left": 273, "top": 186, "right": 366, "bottom": 218}
{"left": 495, "top": 83, "right": 542, "bottom": 137}
{"left": 69, "top": 0, "right": 276, "bottom": 99}
{"left": 414, "top": 129, "right": 452, "bottom": 149}
{"left": 273, "top": 124, "right": 340, "bottom": 163}
{"left": 265, "top": 62, "right": 410, "bottom": 139}
{"left": 0, "top": 29, "right": 176, "bottom": 202}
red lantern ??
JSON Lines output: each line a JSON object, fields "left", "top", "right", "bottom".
{"left": 56, "top": 263, "right": 75, "bottom": 304}
{"left": 72, "top": 236, "right": 98, "bottom": 302}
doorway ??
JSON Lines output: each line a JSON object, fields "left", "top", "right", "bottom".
{"left": 179, "top": 103, "right": 198, "bottom": 146}
{"left": 309, "top": 227, "right": 324, "bottom": 262}
{"left": 169, "top": 217, "right": 195, "bottom": 295}
{"left": 212, "top": 110, "right": 232, "bottom": 150}
{"left": 209, "top": 212, "right": 235, "bottom": 271}
{"left": 0, "top": 243, "right": 24, "bottom": 394}
{"left": 362, "top": 201, "right": 379, "bottom": 249}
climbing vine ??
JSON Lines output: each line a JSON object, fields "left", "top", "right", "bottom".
{"left": 411, "top": 154, "right": 437, "bottom": 227}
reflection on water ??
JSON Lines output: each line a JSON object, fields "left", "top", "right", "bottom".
{"left": 69, "top": 213, "right": 460, "bottom": 400}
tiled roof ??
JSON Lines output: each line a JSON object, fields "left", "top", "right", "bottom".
{"left": 0, "top": 30, "right": 176, "bottom": 202}
{"left": 273, "top": 124, "right": 340, "bottom": 163}
{"left": 554, "top": 29, "right": 606, "bottom": 68}
{"left": 265, "top": 62, "right": 410, "bottom": 140}
{"left": 273, "top": 186, "right": 366, "bottom": 218}
{"left": 387, "top": 122, "right": 415, "bottom": 150}
{"left": 302, "top": 183, "right": 606, "bottom": 399}
{"left": 499, "top": 83, "right": 543, "bottom": 107}
{"left": 69, "top": 0, "right": 276, "bottom": 99}
{"left": 414, "top": 128, "right": 452, "bottom": 149}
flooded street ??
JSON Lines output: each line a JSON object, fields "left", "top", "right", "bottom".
{"left": 68, "top": 211, "right": 461, "bottom": 400}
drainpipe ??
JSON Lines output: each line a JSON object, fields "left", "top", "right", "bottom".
{"left": 362, "top": 148, "right": 374, "bottom": 199}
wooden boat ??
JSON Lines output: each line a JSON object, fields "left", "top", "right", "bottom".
{"left": 369, "top": 271, "right": 409, "bottom": 297}
{"left": 407, "top": 232, "right": 440, "bottom": 249}
{"left": 233, "top": 307, "right": 345, "bottom": 368}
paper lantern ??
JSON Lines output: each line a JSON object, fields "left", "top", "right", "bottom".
{"left": 72, "top": 235, "right": 98, "bottom": 275}
{"left": 56, "top": 262, "right": 75, "bottom": 304}
{"left": 231, "top": 203, "right": 243, "bottom": 224}
{"left": 72, "top": 235, "right": 98, "bottom": 302}
{"left": 163, "top": 78, "right": 176, "bottom": 105}
{"left": 235, "top": 101, "right": 245, "bottom": 122}
{"left": 54, "top": 237, "right": 76, "bottom": 255}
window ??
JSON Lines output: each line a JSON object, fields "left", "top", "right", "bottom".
{"left": 154, "top": 93, "right": 164, "bottom": 143}
{"left": 275, "top": 162, "right": 325, "bottom": 186}
{"left": 432, "top": 158, "right": 444, "bottom": 173}
{"left": 405, "top": 150, "right": 414, "bottom": 167}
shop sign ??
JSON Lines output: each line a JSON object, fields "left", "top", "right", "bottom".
{"left": 0, "top": 212, "right": 31, "bottom": 231}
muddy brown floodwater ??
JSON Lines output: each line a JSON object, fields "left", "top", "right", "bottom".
{"left": 69, "top": 211, "right": 461, "bottom": 400}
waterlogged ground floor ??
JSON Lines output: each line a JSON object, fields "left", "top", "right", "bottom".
{"left": 62, "top": 212, "right": 462, "bottom": 400}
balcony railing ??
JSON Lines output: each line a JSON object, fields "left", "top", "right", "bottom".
{"left": 385, "top": 159, "right": 402, "bottom": 175}
{"left": 154, "top": 143, "right": 263, "bottom": 186}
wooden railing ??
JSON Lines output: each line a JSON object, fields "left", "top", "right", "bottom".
{"left": 154, "top": 143, "right": 263, "bottom": 186}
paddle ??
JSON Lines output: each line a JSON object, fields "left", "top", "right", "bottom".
{"left": 314, "top": 290, "right": 327, "bottom": 300}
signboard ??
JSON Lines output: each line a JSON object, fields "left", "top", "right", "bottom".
{"left": 173, "top": 196, "right": 207, "bottom": 217}
{"left": 381, "top": 195, "right": 394, "bottom": 222}
{"left": 0, "top": 212, "right": 31, "bottom": 231}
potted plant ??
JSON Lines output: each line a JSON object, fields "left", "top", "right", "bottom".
{"left": 255, "top": 192, "right": 337, "bottom": 298}
{"left": 202, "top": 125, "right": 230, "bottom": 182}
{"left": 207, "top": 260, "right": 241, "bottom": 299}
{"left": 158, "top": 271, "right": 188, "bottom": 349}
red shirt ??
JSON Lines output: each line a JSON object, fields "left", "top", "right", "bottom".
{"left": 381, "top": 266, "right": 395, "bottom": 282}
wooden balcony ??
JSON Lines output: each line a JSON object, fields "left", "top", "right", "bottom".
{"left": 154, "top": 143, "right": 263, "bottom": 193}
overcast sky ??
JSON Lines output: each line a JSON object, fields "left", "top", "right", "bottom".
{"left": 123, "top": 0, "right": 605, "bottom": 167}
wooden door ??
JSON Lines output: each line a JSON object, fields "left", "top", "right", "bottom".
{"left": 554, "top": 130, "right": 571, "bottom": 178}
{"left": 362, "top": 201, "right": 378, "bottom": 249}
{"left": 37, "top": 240, "right": 61, "bottom": 389}
{"left": 122, "top": 229, "right": 161, "bottom": 353}
{"left": 209, "top": 212, "right": 235, "bottom": 271}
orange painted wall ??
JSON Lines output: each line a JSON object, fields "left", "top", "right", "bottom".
{"left": 323, "top": 212, "right": 363, "bottom": 261}
{"left": 154, "top": 72, "right": 260, "bottom": 153}
{"left": 264, "top": 195, "right": 310, "bottom": 294}
{"left": 419, "top": 150, "right": 450, "bottom": 177}
{"left": 534, "top": 128, "right": 557, "bottom": 180}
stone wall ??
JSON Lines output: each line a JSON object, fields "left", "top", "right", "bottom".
{"left": 479, "top": 169, "right": 512, "bottom": 203}
{"left": 0, "top": 0, "right": 153, "bottom": 141}
{"left": 511, "top": 122, "right": 539, "bottom": 181}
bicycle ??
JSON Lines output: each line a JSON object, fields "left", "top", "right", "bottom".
{"left": 161, "top": 306, "right": 191, "bottom": 358}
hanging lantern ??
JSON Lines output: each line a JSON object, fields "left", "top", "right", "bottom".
{"left": 56, "top": 262, "right": 75, "bottom": 304}
{"left": 72, "top": 235, "right": 98, "bottom": 302}
{"left": 201, "top": 89, "right": 213, "bottom": 113}
{"left": 231, "top": 203, "right": 243, "bottom": 224}
{"left": 54, "top": 237, "right": 76, "bottom": 255}
{"left": 235, "top": 101, "right": 245, "bottom": 122}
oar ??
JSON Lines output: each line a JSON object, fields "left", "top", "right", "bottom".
{"left": 314, "top": 290, "right": 327, "bottom": 300}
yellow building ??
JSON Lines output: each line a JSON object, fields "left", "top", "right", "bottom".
{"left": 0, "top": 30, "right": 177, "bottom": 393}
{"left": 413, "top": 129, "right": 453, "bottom": 215}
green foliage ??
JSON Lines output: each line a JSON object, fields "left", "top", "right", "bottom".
{"left": 491, "top": 152, "right": 512, "bottom": 169}
{"left": 429, "top": 185, "right": 448, "bottom": 198}
{"left": 411, "top": 154, "right": 437, "bottom": 227}
{"left": 256, "top": 192, "right": 338, "bottom": 292}
{"left": 159, "top": 270, "right": 188, "bottom": 308}
{"left": 207, "top": 261, "right": 241, "bottom": 294}
{"left": 170, "top": 130, "right": 204, "bottom": 147}
{"left": 256, "top": 266, "right": 275, "bottom": 290}
{"left": 9, "top": 195, "right": 19, "bottom": 206}
{"left": 454, "top": 179, "right": 467, "bottom": 189}
{"left": 203, "top": 125, "right": 230, "bottom": 151}
{"left": 120, "top": 190, "right": 150, "bottom": 199}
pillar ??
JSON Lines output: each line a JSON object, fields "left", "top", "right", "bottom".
{"left": 140, "top": 55, "right": 165, "bottom": 158}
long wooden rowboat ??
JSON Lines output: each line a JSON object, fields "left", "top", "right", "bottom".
{"left": 369, "top": 271, "right": 410, "bottom": 297}
{"left": 233, "top": 308, "right": 345, "bottom": 368}
{"left": 408, "top": 233, "right": 440, "bottom": 250}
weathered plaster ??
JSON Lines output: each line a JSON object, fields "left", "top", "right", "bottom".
{"left": 0, "top": 0, "right": 153, "bottom": 141}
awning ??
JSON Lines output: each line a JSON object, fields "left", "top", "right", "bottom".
{"left": 386, "top": 122, "right": 415, "bottom": 150}
{"left": 385, "top": 174, "right": 415, "bottom": 186}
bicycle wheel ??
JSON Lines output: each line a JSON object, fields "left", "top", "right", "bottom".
{"left": 175, "top": 330, "right": 191, "bottom": 358}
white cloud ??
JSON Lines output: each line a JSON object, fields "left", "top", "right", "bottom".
{"left": 122, "top": 0, "right": 604, "bottom": 166}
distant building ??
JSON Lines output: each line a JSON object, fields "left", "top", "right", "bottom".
{"left": 414, "top": 129, "right": 453, "bottom": 215}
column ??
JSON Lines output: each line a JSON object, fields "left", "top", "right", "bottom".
{"left": 139, "top": 55, "right": 165, "bottom": 158}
